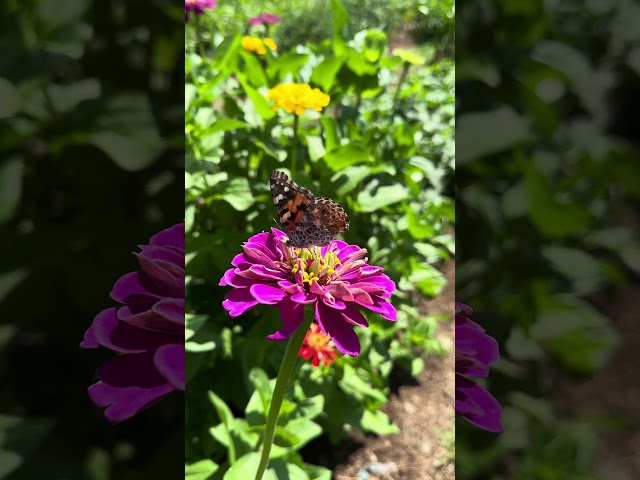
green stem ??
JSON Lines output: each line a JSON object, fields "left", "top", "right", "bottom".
{"left": 290, "top": 113, "right": 299, "bottom": 175}
{"left": 390, "top": 62, "right": 410, "bottom": 117}
{"left": 253, "top": 310, "right": 313, "bottom": 480}
{"left": 196, "top": 15, "right": 207, "bottom": 60}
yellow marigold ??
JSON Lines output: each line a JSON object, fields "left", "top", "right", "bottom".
{"left": 266, "top": 83, "right": 330, "bottom": 115}
{"left": 241, "top": 36, "right": 277, "bottom": 55}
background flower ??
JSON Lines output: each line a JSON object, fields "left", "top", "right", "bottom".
{"left": 241, "top": 36, "right": 277, "bottom": 55}
{"left": 185, "top": 0, "right": 216, "bottom": 22}
{"left": 249, "top": 13, "right": 282, "bottom": 26}
{"left": 220, "top": 228, "right": 396, "bottom": 356}
{"left": 266, "top": 83, "right": 330, "bottom": 115}
{"left": 299, "top": 322, "right": 338, "bottom": 367}
{"left": 455, "top": 302, "right": 503, "bottom": 432}
{"left": 81, "top": 223, "right": 185, "bottom": 423}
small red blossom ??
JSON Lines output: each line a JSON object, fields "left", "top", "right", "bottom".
{"left": 299, "top": 323, "right": 338, "bottom": 367}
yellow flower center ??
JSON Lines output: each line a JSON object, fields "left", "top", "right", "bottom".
{"left": 288, "top": 246, "right": 341, "bottom": 287}
{"left": 308, "top": 330, "right": 332, "bottom": 351}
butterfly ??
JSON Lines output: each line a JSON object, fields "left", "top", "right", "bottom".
{"left": 269, "top": 170, "right": 349, "bottom": 248}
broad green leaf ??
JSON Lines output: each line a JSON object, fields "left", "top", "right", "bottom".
{"left": 525, "top": 163, "right": 591, "bottom": 238}
{"left": 357, "top": 183, "right": 411, "bottom": 212}
{"left": 238, "top": 76, "right": 276, "bottom": 121}
{"left": 360, "top": 409, "right": 399, "bottom": 435}
{"left": 310, "top": 57, "right": 345, "bottom": 93}
{"left": 35, "top": 0, "right": 92, "bottom": 58}
{"left": 87, "top": 92, "right": 164, "bottom": 171}
{"left": 185, "top": 460, "right": 220, "bottom": 480}
{"left": 457, "top": 107, "right": 531, "bottom": 164}
{"left": 240, "top": 51, "right": 268, "bottom": 88}
{"left": 0, "top": 156, "right": 23, "bottom": 223}
{"left": 323, "top": 144, "right": 369, "bottom": 170}
{"left": 0, "top": 79, "right": 19, "bottom": 118}
{"left": 330, "top": 0, "right": 349, "bottom": 56}
{"left": 209, "top": 119, "right": 251, "bottom": 134}
{"left": 215, "top": 177, "right": 255, "bottom": 212}
{"left": 267, "top": 53, "right": 310, "bottom": 81}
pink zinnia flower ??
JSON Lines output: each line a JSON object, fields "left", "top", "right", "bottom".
{"left": 249, "top": 13, "right": 282, "bottom": 26}
{"left": 455, "top": 302, "right": 503, "bottom": 432}
{"left": 80, "top": 223, "right": 185, "bottom": 423}
{"left": 299, "top": 323, "right": 338, "bottom": 367}
{"left": 185, "top": 0, "right": 216, "bottom": 22}
{"left": 219, "top": 228, "right": 396, "bottom": 356}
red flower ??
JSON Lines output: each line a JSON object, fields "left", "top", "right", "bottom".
{"left": 299, "top": 323, "right": 338, "bottom": 367}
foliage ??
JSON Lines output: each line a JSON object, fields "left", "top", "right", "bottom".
{"left": 456, "top": 0, "right": 640, "bottom": 478}
{"left": 185, "top": 0, "right": 454, "bottom": 476}
{"left": 0, "top": 1, "right": 183, "bottom": 479}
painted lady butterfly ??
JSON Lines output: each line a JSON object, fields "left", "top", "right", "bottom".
{"left": 270, "top": 170, "right": 350, "bottom": 248}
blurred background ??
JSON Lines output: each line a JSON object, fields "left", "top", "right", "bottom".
{"left": 0, "top": 1, "right": 184, "bottom": 478}
{"left": 456, "top": 1, "right": 640, "bottom": 478}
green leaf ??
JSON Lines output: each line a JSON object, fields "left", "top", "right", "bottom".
{"left": 267, "top": 53, "right": 310, "bottom": 81}
{"left": 360, "top": 409, "right": 399, "bottom": 435}
{"left": 357, "top": 183, "right": 411, "bottom": 212}
{"left": 320, "top": 117, "right": 338, "bottom": 152}
{"left": 0, "top": 156, "right": 23, "bottom": 223}
{"left": 87, "top": 92, "right": 164, "bottom": 171}
{"left": 283, "top": 418, "right": 322, "bottom": 448}
{"left": 238, "top": 75, "right": 276, "bottom": 121}
{"left": 240, "top": 51, "right": 268, "bottom": 88}
{"left": 214, "top": 177, "right": 256, "bottom": 212}
{"left": 0, "top": 78, "right": 19, "bottom": 119}
{"left": 525, "top": 162, "right": 591, "bottom": 238}
{"left": 223, "top": 452, "right": 258, "bottom": 480}
{"left": 35, "top": 0, "right": 92, "bottom": 58}
{"left": 333, "top": 165, "right": 371, "bottom": 197}
{"left": 330, "top": 0, "right": 349, "bottom": 56}
{"left": 310, "top": 57, "right": 345, "bottom": 93}
{"left": 323, "top": 144, "right": 369, "bottom": 170}
{"left": 185, "top": 460, "right": 220, "bottom": 480}
{"left": 248, "top": 368, "right": 272, "bottom": 415}
{"left": 339, "top": 365, "right": 387, "bottom": 403}
{"left": 0, "top": 415, "right": 54, "bottom": 479}
{"left": 457, "top": 107, "right": 531, "bottom": 164}
{"left": 209, "top": 119, "right": 251, "bottom": 134}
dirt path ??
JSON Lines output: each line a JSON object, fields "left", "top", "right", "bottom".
{"left": 331, "top": 260, "right": 455, "bottom": 480}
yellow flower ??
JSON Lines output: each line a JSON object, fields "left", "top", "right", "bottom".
{"left": 266, "top": 83, "right": 331, "bottom": 115}
{"left": 241, "top": 36, "right": 277, "bottom": 55}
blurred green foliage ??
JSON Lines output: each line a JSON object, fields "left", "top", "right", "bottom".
{"left": 0, "top": 1, "right": 183, "bottom": 478}
{"left": 457, "top": 0, "right": 640, "bottom": 478}
{"left": 185, "top": 0, "right": 454, "bottom": 477}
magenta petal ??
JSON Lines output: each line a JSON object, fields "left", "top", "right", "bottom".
{"left": 456, "top": 324, "right": 499, "bottom": 376}
{"left": 154, "top": 344, "right": 185, "bottom": 390}
{"left": 93, "top": 307, "right": 179, "bottom": 353}
{"left": 250, "top": 284, "right": 287, "bottom": 304}
{"left": 456, "top": 374, "right": 503, "bottom": 432}
{"left": 340, "top": 304, "right": 369, "bottom": 327}
{"left": 149, "top": 223, "right": 185, "bottom": 251}
{"left": 110, "top": 272, "right": 161, "bottom": 304}
{"left": 152, "top": 298, "right": 185, "bottom": 326}
{"left": 89, "top": 352, "right": 175, "bottom": 423}
{"left": 268, "top": 298, "right": 305, "bottom": 340}
{"left": 291, "top": 291, "right": 316, "bottom": 304}
{"left": 222, "top": 289, "right": 258, "bottom": 317}
{"left": 358, "top": 297, "right": 397, "bottom": 321}
{"left": 316, "top": 302, "right": 360, "bottom": 356}
{"left": 80, "top": 325, "right": 99, "bottom": 349}
{"left": 88, "top": 381, "right": 174, "bottom": 424}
